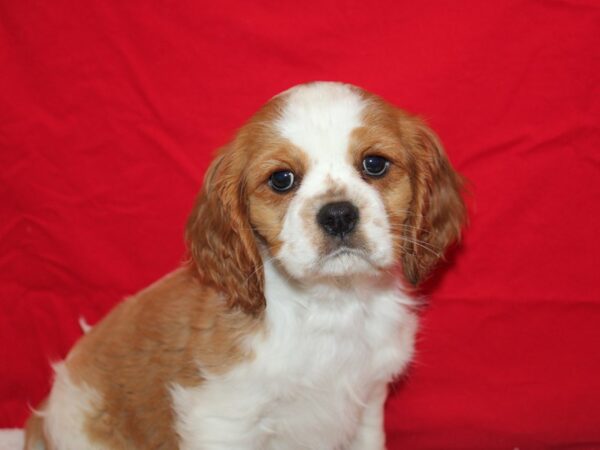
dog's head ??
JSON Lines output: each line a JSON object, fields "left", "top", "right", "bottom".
{"left": 186, "top": 82, "right": 465, "bottom": 314}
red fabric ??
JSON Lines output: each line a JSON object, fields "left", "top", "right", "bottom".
{"left": 1, "top": 1, "right": 599, "bottom": 448}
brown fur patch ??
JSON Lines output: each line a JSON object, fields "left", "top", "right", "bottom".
{"left": 397, "top": 115, "right": 466, "bottom": 284}
{"left": 186, "top": 141, "right": 266, "bottom": 316}
{"left": 63, "top": 267, "right": 262, "bottom": 449}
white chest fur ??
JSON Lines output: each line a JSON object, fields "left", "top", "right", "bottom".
{"left": 171, "top": 261, "right": 417, "bottom": 450}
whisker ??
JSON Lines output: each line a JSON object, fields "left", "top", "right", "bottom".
{"left": 242, "top": 254, "right": 276, "bottom": 285}
{"left": 400, "top": 238, "right": 440, "bottom": 256}
{"left": 387, "top": 224, "right": 431, "bottom": 233}
{"left": 389, "top": 209, "right": 426, "bottom": 218}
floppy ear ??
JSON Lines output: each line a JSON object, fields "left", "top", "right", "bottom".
{"left": 401, "top": 117, "right": 466, "bottom": 285}
{"left": 185, "top": 144, "right": 265, "bottom": 315}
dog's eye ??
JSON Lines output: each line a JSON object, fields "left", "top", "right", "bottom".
{"left": 362, "top": 155, "right": 390, "bottom": 178}
{"left": 269, "top": 170, "right": 295, "bottom": 192}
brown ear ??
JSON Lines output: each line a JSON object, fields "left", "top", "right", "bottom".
{"left": 185, "top": 144, "right": 264, "bottom": 315}
{"left": 401, "top": 117, "right": 466, "bottom": 285}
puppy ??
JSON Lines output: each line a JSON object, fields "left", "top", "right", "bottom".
{"left": 24, "top": 81, "right": 465, "bottom": 450}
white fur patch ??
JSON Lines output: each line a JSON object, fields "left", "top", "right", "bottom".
{"left": 172, "top": 259, "right": 417, "bottom": 449}
{"left": 276, "top": 82, "right": 365, "bottom": 158}
{"left": 78, "top": 316, "right": 92, "bottom": 334}
{"left": 43, "top": 363, "right": 104, "bottom": 450}
{"left": 0, "top": 429, "right": 24, "bottom": 450}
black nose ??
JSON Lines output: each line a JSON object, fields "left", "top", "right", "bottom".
{"left": 317, "top": 201, "right": 359, "bottom": 238}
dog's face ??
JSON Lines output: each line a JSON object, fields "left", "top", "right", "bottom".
{"left": 247, "top": 84, "right": 411, "bottom": 280}
{"left": 187, "top": 82, "right": 465, "bottom": 313}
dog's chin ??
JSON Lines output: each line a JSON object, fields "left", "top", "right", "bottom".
{"left": 314, "top": 248, "right": 380, "bottom": 279}
{"left": 273, "top": 247, "right": 389, "bottom": 283}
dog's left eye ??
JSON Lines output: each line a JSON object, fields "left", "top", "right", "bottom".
{"left": 362, "top": 155, "right": 390, "bottom": 177}
{"left": 269, "top": 170, "right": 295, "bottom": 192}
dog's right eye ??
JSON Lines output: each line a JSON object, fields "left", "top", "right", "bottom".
{"left": 269, "top": 170, "right": 295, "bottom": 192}
{"left": 362, "top": 155, "right": 390, "bottom": 178}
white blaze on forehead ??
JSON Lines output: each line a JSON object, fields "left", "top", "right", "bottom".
{"left": 275, "top": 82, "right": 366, "bottom": 162}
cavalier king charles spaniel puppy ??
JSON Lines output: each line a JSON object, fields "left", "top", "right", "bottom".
{"left": 25, "top": 81, "right": 465, "bottom": 450}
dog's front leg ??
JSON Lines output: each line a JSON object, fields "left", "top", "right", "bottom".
{"left": 346, "top": 384, "right": 388, "bottom": 450}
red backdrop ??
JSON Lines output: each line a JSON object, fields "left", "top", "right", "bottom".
{"left": 1, "top": 1, "right": 599, "bottom": 448}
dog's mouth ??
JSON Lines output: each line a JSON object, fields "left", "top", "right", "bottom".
{"left": 322, "top": 246, "right": 366, "bottom": 261}
{"left": 315, "top": 245, "right": 377, "bottom": 277}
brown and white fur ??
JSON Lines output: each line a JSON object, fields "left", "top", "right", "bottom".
{"left": 24, "top": 81, "right": 465, "bottom": 450}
